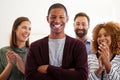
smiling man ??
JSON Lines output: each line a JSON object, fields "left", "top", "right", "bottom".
{"left": 25, "top": 3, "right": 88, "bottom": 80}
{"left": 73, "top": 12, "right": 92, "bottom": 55}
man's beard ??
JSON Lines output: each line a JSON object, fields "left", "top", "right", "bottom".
{"left": 75, "top": 29, "right": 87, "bottom": 38}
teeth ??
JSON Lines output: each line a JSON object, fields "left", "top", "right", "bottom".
{"left": 23, "top": 34, "right": 28, "bottom": 37}
{"left": 24, "top": 35, "right": 27, "bottom": 37}
{"left": 54, "top": 24, "right": 61, "bottom": 28}
{"left": 100, "top": 41, "right": 107, "bottom": 45}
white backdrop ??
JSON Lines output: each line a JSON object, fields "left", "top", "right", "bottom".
{"left": 0, "top": 0, "right": 120, "bottom": 48}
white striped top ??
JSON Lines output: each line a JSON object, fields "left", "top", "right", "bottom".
{"left": 88, "top": 54, "right": 120, "bottom": 80}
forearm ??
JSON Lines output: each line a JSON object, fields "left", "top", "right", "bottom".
{"left": 25, "top": 70, "right": 55, "bottom": 80}
{"left": 19, "top": 66, "right": 25, "bottom": 74}
{"left": 0, "top": 63, "right": 13, "bottom": 80}
{"left": 104, "top": 62, "right": 111, "bottom": 73}
{"left": 47, "top": 65, "right": 88, "bottom": 80}
{"left": 95, "top": 67, "right": 104, "bottom": 75}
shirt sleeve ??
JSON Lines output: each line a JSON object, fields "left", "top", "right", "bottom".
{"left": 0, "top": 49, "right": 5, "bottom": 73}
{"left": 88, "top": 54, "right": 101, "bottom": 80}
{"left": 107, "top": 63, "right": 120, "bottom": 79}
{"left": 25, "top": 45, "right": 55, "bottom": 80}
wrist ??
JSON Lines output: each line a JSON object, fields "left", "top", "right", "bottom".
{"left": 95, "top": 70, "right": 101, "bottom": 78}
{"left": 8, "top": 63, "right": 13, "bottom": 66}
{"left": 105, "top": 63, "right": 111, "bottom": 73}
{"left": 95, "top": 67, "right": 103, "bottom": 75}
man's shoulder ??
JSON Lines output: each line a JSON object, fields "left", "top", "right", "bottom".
{"left": 32, "top": 36, "right": 48, "bottom": 43}
{"left": 66, "top": 35, "right": 85, "bottom": 47}
{"left": 66, "top": 35, "right": 83, "bottom": 43}
{"left": 30, "top": 36, "right": 49, "bottom": 47}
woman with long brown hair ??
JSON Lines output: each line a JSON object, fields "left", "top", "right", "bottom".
{"left": 0, "top": 16, "right": 31, "bottom": 80}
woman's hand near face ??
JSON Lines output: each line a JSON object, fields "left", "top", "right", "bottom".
{"left": 98, "top": 43, "right": 112, "bottom": 73}
{"left": 98, "top": 43, "right": 110, "bottom": 63}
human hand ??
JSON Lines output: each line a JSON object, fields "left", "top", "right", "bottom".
{"left": 6, "top": 50, "right": 15, "bottom": 64}
{"left": 98, "top": 42, "right": 110, "bottom": 64}
{"left": 14, "top": 53, "right": 25, "bottom": 74}
{"left": 96, "top": 55, "right": 104, "bottom": 75}
{"left": 98, "top": 42, "right": 112, "bottom": 73}
{"left": 37, "top": 65, "right": 48, "bottom": 74}
{"left": 68, "top": 68, "right": 75, "bottom": 71}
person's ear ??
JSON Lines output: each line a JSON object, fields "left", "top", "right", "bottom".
{"left": 46, "top": 16, "right": 49, "bottom": 23}
{"left": 66, "top": 16, "right": 69, "bottom": 23}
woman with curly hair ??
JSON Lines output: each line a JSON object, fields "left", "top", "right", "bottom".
{"left": 88, "top": 21, "right": 120, "bottom": 80}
